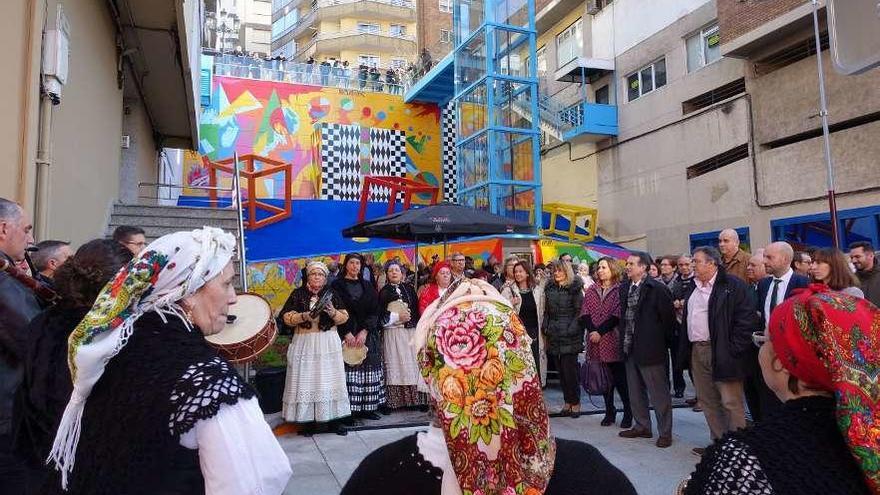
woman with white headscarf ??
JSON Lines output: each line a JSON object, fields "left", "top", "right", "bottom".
{"left": 277, "top": 260, "right": 351, "bottom": 434}
{"left": 47, "top": 228, "right": 291, "bottom": 495}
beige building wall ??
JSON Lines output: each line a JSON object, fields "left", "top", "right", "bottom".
{"left": 540, "top": 141, "right": 599, "bottom": 209}
{"left": 0, "top": 1, "right": 43, "bottom": 209}
{"left": 47, "top": 0, "right": 124, "bottom": 245}
{"left": 119, "top": 97, "right": 160, "bottom": 205}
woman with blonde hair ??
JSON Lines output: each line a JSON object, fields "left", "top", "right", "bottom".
{"left": 543, "top": 261, "right": 584, "bottom": 416}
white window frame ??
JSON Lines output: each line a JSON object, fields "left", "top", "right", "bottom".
{"left": 686, "top": 23, "right": 720, "bottom": 72}
{"left": 358, "top": 54, "right": 381, "bottom": 67}
{"left": 626, "top": 58, "right": 666, "bottom": 102}
{"left": 389, "top": 24, "right": 407, "bottom": 37}
{"left": 357, "top": 22, "right": 380, "bottom": 35}
{"left": 536, "top": 45, "right": 547, "bottom": 74}
{"left": 439, "top": 0, "right": 453, "bottom": 13}
{"left": 440, "top": 29, "right": 452, "bottom": 43}
{"left": 556, "top": 19, "right": 583, "bottom": 67}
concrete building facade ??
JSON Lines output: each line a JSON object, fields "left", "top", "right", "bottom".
{"left": 0, "top": 0, "right": 201, "bottom": 245}
{"left": 532, "top": 0, "right": 880, "bottom": 254}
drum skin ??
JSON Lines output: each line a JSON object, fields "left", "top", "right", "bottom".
{"left": 205, "top": 292, "right": 278, "bottom": 363}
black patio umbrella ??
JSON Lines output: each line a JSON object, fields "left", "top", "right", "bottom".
{"left": 342, "top": 202, "right": 534, "bottom": 243}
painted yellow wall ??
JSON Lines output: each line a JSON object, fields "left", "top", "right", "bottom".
{"left": 541, "top": 140, "right": 598, "bottom": 209}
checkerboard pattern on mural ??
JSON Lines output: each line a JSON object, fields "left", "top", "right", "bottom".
{"left": 441, "top": 102, "right": 458, "bottom": 203}
{"left": 368, "top": 128, "right": 407, "bottom": 201}
{"left": 320, "top": 123, "right": 407, "bottom": 202}
{"left": 320, "top": 123, "right": 363, "bottom": 201}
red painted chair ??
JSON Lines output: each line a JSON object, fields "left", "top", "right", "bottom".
{"left": 205, "top": 154, "right": 293, "bottom": 229}
{"left": 357, "top": 176, "right": 440, "bottom": 222}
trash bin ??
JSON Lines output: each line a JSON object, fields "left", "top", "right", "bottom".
{"left": 254, "top": 366, "right": 286, "bottom": 414}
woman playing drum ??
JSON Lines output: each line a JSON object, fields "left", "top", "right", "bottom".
{"left": 378, "top": 262, "right": 427, "bottom": 410}
{"left": 278, "top": 261, "right": 352, "bottom": 434}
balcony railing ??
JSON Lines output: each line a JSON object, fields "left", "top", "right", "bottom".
{"left": 213, "top": 55, "right": 407, "bottom": 95}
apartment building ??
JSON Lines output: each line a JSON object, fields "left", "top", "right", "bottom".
{"left": 270, "top": 0, "right": 418, "bottom": 68}
{"left": 239, "top": 0, "right": 272, "bottom": 55}
{"left": 416, "top": 0, "right": 454, "bottom": 63}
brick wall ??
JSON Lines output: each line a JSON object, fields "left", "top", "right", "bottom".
{"left": 417, "top": 0, "right": 454, "bottom": 62}
{"left": 717, "top": 0, "right": 808, "bottom": 44}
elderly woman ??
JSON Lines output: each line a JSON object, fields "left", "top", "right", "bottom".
{"left": 419, "top": 261, "right": 453, "bottom": 314}
{"left": 682, "top": 286, "right": 878, "bottom": 494}
{"left": 492, "top": 254, "right": 519, "bottom": 291}
{"left": 544, "top": 261, "right": 584, "bottom": 417}
{"left": 576, "top": 262, "right": 595, "bottom": 295}
{"left": 581, "top": 257, "right": 631, "bottom": 428}
{"left": 278, "top": 261, "right": 351, "bottom": 434}
{"left": 810, "top": 247, "right": 864, "bottom": 298}
{"left": 341, "top": 279, "right": 636, "bottom": 495}
{"left": 16, "top": 239, "right": 132, "bottom": 488}
{"left": 46, "top": 228, "right": 291, "bottom": 495}
{"left": 379, "top": 262, "right": 426, "bottom": 410}
{"left": 332, "top": 253, "right": 386, "bottom": 420}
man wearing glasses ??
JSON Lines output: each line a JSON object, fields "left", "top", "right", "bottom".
{"left": 678, "top": 246, "right": 760, "bottom": 456}
{"left": 112, "top": 225, "right": 147, "bottom": 255}
{"left": 448, "top": 252, "right": 467, "bottom": 281}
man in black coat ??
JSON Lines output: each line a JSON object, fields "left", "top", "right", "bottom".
{"left": 678, "top": 247, "right": 760, "bottom": 451}
{"left": 751, "top": 241, "right": 809, "bottom": 421}
{"left": 0, "top": 198, "right": 40, "bottom": 492}
{"left": 618, "top": 252, "right": 676, "bottom": 448}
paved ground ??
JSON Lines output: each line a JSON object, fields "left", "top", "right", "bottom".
{"left": 275, "top": 384, "right": 712, "bottom": 495}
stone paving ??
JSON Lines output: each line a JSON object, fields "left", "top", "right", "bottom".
{"left": 276, "top": 385, "right": 713, "bottom": 495}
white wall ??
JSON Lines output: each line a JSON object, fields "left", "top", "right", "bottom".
{"left": 590, "top": 0, "right": 710, "bottom": 59}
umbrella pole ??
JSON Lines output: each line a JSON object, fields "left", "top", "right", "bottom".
{"left": 443, "top": 234, "right": 448, "bottom": 260}
{"left": 414, "top": 238, "right": 419, "bottom": 293}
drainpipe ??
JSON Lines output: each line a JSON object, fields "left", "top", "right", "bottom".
{"left": 33, "top": 91, "right": 54, "bottom": 240}
{"left": 16, "top": 0, "right": 38, "bottom": 205}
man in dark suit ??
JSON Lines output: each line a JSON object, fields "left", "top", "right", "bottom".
{"left": 751, "top": 241, "right": 810, "bottom": 422}
{"left": 618, "top": 252, "right": 677, "bottom": 448}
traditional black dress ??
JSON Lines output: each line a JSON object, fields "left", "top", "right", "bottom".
{"left": 378, "top": 282, "right": 426, "bottom": 409}
{"left": 332, "top": 276, "right": 386, "bottom": 413}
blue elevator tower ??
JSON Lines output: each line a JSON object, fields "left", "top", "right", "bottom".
{"left": 453, "top": 0, "right": 541, "bottom": 229}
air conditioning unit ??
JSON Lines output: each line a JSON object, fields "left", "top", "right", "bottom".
{"left": 586, "top": 0, "right": 601, "bottom": 14}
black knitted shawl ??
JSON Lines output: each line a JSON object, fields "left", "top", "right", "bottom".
{"left": 686, "top": 396, "right": 870, "bottom": 495}
{"left": 277, "top": 285, "right": 348, "bottom": 334}
{"left": 47, "top": 311, "right": 255, "bottom": 495}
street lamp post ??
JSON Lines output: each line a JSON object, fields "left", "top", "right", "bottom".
{"left": 811, "top": 0, "right": 840, "bottom": 249}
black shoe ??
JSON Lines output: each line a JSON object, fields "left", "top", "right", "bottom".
{"left": 692, "top": 447, "right": 706, "bottom": 456}
{"left": 600, "top": 414, "right": 615, "bottom": 426}
{"left": 619, "top": 415, "right": 633, "bottom": 429}
{"left": 363, "top": 411, "right": 382, "bottom": 421}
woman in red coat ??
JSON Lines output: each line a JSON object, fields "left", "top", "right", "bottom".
{"left": 418, "top": 262, "right": 452, "bottom": 313}
{"left": 581, "top": 257, "right": 632, "bottom": 428}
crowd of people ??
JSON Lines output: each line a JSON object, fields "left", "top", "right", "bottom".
{"left": 2, "top": 193, "right": 880, "bottom": 494}
{"left": 212, "top": 49, "right": 437, "bottom": 95}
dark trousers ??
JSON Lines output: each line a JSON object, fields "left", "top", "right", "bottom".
{"left": 604, "top": 361, "right": 631, "bottom": 419}
{"left": 625, "top": 358, "right": 673, "bottom": 437}
{"left": 553, "top": 353, "right": 580, "bottom": 406}
{"left": 0, "top": 434, "right": 26, "bottom": 494}
{"left": 743, "top": 347, "right": 783, "bottom": 422}
{"left": 668, "top": 341, "right": 686, "bottom": 394}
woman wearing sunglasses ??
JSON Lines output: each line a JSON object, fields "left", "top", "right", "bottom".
{"left": 680, "top": 285, "right": 878, "bottom": 494}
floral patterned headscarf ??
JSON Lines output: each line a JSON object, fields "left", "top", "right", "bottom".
{"left": 769, "top": 284, "right": 880, "bottom": 493}
{"left": 414, "top": 278, "right": 556, "bottom": 495}
{"left": 49, "top": 227, "right": 237, "bottom": 488}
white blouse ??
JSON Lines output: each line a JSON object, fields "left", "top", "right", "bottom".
{"left": 179, "top": 397, "right": 292, "bottom": 495}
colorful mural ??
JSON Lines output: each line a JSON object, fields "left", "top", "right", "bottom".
{"left": 184, "top": 76, "right": 443, "bottom": 200}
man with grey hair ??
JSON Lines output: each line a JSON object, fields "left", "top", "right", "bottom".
{"left": 448, "top": 251, "right": 466, "bottom": 281}
{"left": 678, "top": 246, "right": 760, "bottom": 455}
{"left": 717, "top": 229, "right": 750, "bottom": 282}
{"left": 30, "top": 239, "right": 71, "bottom": 286}
{"left": 0, "top": 197, "right": 40, "bottom": 490}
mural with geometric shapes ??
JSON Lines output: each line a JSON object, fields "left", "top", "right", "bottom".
{"left": 183, "top": 75, "right": 443, "bottom": 200}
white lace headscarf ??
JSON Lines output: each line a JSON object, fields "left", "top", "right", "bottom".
{"left": 49, "top": 227, "right": 237, "bottom": 488}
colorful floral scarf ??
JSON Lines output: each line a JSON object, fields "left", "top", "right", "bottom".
{"left": 415, "top": 279, "right": 556, "bottom": 495}
{"left": 769, "top": 284, "right": 880, "bottom": 493}
{"left": 49, "top": 227, "right": 236, "bottom": 487}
